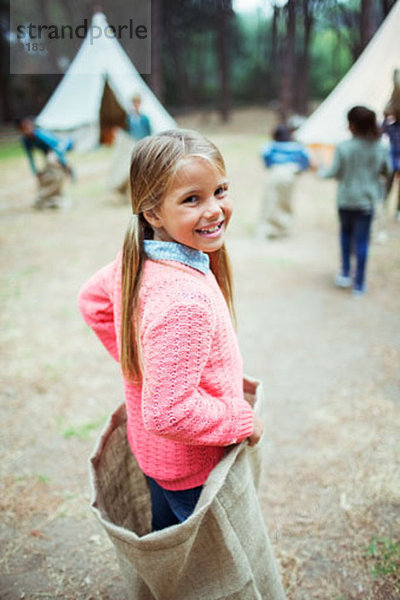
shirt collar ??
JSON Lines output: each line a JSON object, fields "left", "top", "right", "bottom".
{"left": 143, "top": 240, "right": 210, "bottom": 274}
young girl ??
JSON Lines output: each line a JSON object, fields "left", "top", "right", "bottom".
{"left": 320, "top": 106, "right": 391, "bottom": 297}
{"left": 79, "top": 129, "right": 263, "bottom": 531}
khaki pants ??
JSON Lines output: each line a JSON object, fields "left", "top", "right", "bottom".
{"left": 260, "top": 164, "right": 298, "bottom": 237}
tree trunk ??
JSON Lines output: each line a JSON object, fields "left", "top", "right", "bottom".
{"left": 279, "top": 0, "right": 296, "bottom": 122}
{"left": 194, "top": 32, "right": 211, "bottom": 105}
{"left": 60, "top": 1, "right": 80, "bottom": 54}
{"left": 149, "top": 0, "right": 164, "bottom": 100}
{"left": 0, "top": 4, "right": 12, "bottom": 121}
{"left": 380, "top": 0, "right": 396, "bottom": 18}
{"left": 269, "top": 4, "right": 280, "bottom": 99}
{"left": 165, "top": 23, "right": 191, "bottom": 106}
{"left": 271, "top": 4, "right": 279, "bottom": 64}
{"left": 360, "top": 0, "right": 376, "bottom": 50}
{"left": 35, "top": 0, "right": 60, "bottom": 73}
{"left": 215, "top": 2, "right": 232, "bottom": 122}
{"left": 0, "top": 63, "right": 12, "bottom": 122}
{"left": 295, "top": 0, "right": 314, "bottom": 115}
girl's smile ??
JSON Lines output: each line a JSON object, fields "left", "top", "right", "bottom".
{"left": 144, "top": 156, "right": 232, "bottom": 253}
{"left": 195, "top": 219, "right": 225, "bottom": 237}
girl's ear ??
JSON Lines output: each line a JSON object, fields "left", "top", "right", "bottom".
{"left": 143, "top": 208, "right": 163, "bottom": 229}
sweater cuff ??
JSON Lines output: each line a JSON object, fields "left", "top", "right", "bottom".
{"left": 231, "top": 406, "right": 254, "bottom": 444}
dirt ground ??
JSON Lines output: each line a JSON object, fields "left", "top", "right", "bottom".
{"left": 1, "top": 108, "right": 399, "bottom": 599}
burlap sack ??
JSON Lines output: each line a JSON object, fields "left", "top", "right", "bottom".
{"left": 34, "top": 160, "right": 65, "bottom": 209}
{"left": 89, "top": 375, "right": 286, "bottom": 600}
{"left": 107, "top": 128, "right": 135, "bottom": 195}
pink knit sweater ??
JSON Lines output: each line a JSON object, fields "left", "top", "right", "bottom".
{"left": 78, "top": 250, "right": 254, "bottom": 490}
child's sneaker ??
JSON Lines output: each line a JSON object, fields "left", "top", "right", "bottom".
{"left": 352, "top": 286, "right": 366, "bottom": 298}
{"left": 334, "top": 274, "right": 352, "bottom": 288}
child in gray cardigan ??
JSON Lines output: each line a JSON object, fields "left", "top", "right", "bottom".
{"left": 320, "top": 106, "right": 391, "bottom": 297}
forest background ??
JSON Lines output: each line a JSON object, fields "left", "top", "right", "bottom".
{"left": 0, "top": 0, "right": 398, "bottom": 126}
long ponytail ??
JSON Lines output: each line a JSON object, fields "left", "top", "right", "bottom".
{"left": 120, "top": 214, "right": 147, "bottom": 381}
{"left": 209, "top": 244, "right": 236, "bottom": 327}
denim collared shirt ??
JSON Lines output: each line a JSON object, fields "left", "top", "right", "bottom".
{"left": 143, "top": 240, "right": 210, "bottom": 274}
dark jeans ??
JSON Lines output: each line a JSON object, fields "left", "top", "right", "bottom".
{"left": 147, "top": 477, "right": 203, "bottom": 531}
{"left": 338, "top": 208, "right": 373, "bottom": 291}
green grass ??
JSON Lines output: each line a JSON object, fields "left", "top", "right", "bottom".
{"left": 1, "top": 266, "right": 40, "bottom": 304}
{"left": 0, "top": 141, "right": 24, "bottom": 161}
{"left": 61, "top": 416, "right": 107, "bottom": 440}
{"left": 363, "top": 537, "right": 400, "bottom": 587}
{"left": 0, "top": 142, "right": 111, "bottom": 165}
{"left": 37, "top": 473, "right": 51, "bottom": 484}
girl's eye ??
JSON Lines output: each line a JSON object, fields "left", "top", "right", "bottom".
{"left": 182, "top": 195, "right": 197, "bottom": 204}
{"left": 215, "top": 185, "right": 228, "bottom": 197}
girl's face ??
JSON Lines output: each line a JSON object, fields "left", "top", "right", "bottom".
{"left": 145, "top": 156, "right": 232, "bottom": 253}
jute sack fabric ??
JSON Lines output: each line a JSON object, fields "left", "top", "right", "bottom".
{"left": 34, "top": 160, "right": 65, "bottom": 209}
{"left": 89, "top": 375, "right": 286, "bottom": 600}
{"left": 107, "top": 128, "right": 135, "bottom": 196}
{"left": 260, "top": 164, "right": 298, "bottom": 238}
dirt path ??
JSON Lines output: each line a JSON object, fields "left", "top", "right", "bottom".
{"left": 1, "top": 120, "right": 399, "bottom": 599}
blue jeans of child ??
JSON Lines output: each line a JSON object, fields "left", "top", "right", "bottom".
{"left": 338, "top": 208, "right": 373, "bottom": 291}
{"left": 147, "top": 477, "right": 203, "bottom": 531}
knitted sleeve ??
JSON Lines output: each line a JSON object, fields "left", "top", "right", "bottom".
{"left": 141, "top": 299, "right": 254, "bottom": 446}
{"left": 78, "top": 261, "right": 119, "bottom": 362}
{"left": 319, "top": 145, "right": 343, "bottom": 180}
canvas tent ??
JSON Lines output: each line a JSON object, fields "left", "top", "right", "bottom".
{"left": 296, "top": 0, "right": 400, "bottom": 148}
{"left": 36, "top": 12, "right": 176, "bottom": 151}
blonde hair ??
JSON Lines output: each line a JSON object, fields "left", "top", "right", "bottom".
{"left": 120, "top": 129, "right": 236, "bottom": 381}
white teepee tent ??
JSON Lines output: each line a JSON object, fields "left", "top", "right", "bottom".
{"left": 36, "top": 12, "right": 176, "bottom": 151}
{"left": 296, "top": 0, "right": 400, "bottom": 148}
